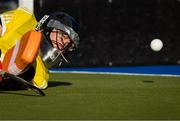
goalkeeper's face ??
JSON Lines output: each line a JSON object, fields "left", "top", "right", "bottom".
{"left": 50, "top": 28, "right": 72, "bottom": 52}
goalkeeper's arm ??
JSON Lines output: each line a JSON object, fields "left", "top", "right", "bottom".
{"left": 2, "top": 30, "right": 42, "bottom": 75}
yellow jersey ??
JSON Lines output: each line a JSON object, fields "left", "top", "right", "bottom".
{"left": 0, "top": 7, "right": 49, "bottom": 89}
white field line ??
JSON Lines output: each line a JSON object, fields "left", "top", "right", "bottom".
{"left": 49, "top": 70, "right": 180, "bottom": 77}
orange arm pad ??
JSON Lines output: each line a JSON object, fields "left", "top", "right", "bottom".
{"left": 2, "top": 30, "right": 42, "bottom": 74}
{"left": 21, "top": 31, "right": 42, "bottom": 63}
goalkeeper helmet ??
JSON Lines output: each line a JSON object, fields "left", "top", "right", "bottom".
{"left": 36, "top": 12, "right": 80, "bottom": 68}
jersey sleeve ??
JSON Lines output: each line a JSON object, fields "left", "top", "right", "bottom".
{"left": 2, "top": 30, "right": 42, "bottom": 75}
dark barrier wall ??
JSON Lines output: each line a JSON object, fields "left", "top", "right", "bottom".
{"left": 0, "top": 0, "right": 18, "bottom": 13}
{"left": 32, "top": 0, "right": 180, "bottom": 67}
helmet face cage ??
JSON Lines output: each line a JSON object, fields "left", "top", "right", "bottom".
{"left": 42, "top": 26, "right": 76, "bottom": 54}
{"left": 47, "top": 19, "right": 79, "bottom": 48}
{"left": 36, "top": 12, "right": 79, "bottom": 51}
{"left": 37, "top": 12, "right": 80, "bottom": 67}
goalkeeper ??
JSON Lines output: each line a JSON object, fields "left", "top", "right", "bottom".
{"left": 0, "top": 7, "right": 80, "bottom": 89}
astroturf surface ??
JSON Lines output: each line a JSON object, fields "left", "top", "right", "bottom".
{"left": 0, "top": 73, "right": 180, "bottom": 120}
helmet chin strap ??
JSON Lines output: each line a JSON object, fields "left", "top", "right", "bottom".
{"left": 56, "top": 51, "right": 68, "bottom": 67}
{"left": 59, "top": 51, "right": 69, "bottom": 63}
